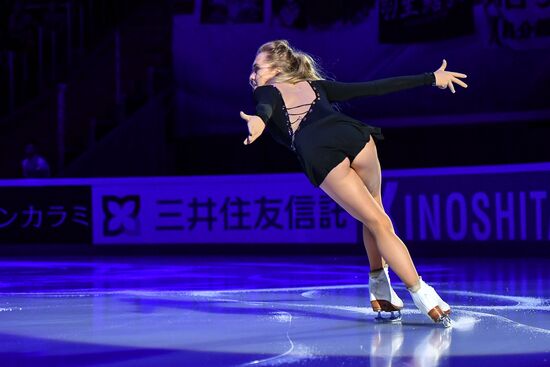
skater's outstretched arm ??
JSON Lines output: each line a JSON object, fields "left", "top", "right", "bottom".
{"left": 317, "top": 59, "right": 468, "bottom": 102}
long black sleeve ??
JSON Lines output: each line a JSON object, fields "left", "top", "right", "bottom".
{"left": 317, "top": 72, "right": 436, "bottom": 102}
{"left": 253, "top": 86, "right": 279, "bottom": 124}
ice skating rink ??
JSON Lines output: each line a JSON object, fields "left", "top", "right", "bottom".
{"left": 1, "top": 256, "right": 549, "bottom": 367}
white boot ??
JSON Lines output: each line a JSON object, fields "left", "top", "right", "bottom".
{"left": 408, "top": 277, "right": 452, "bottom": 327}
{"left": 369, "top": 264, "right": 404, "bottom": 323}
{"left": 434, "top": 288, "right": 451, "bottom": 315}
{"left": 417, "top": 277, "right": 451, "bottom": 314}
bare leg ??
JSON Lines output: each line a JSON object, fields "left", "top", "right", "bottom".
{"left": 345, "top": 138, "right": 451, "bottom": 325}
{"left": 363, "top": 223, "right": 385, "bottom": 271}
{"left": 319, "top": 157, "right": 419, "bottom": 288}
{"left": 353, "top": 137, "right": 392, "bottom": 272}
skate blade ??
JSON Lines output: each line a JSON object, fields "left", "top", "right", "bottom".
{"left": 439, "top": 315, "right": 452, "bottom": 328}
{"left": 428, "top": 306, "right": 453, "bottom": 328}
{"left": 374, "top": 310, "right": 402, "bottom": 324}
{"left": 374, "top": 316, "right": 402, "bottom": 324}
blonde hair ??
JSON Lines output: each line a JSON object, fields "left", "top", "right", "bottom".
{"left": 257, "top": 40, "right": 326, "bottom": 84}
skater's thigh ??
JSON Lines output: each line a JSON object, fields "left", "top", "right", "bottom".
{"left": 319, "top": 157, "right": 392, "bottom": 231}
{"left": 350, "top": 136, "right": 382, "bottom": 198}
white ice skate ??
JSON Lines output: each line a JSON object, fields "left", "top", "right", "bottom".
{"left": 408, "top": 277, "right": 452, "bottom": 328}
{"left": 369, "top": 264, "right": 404, "bottom": 323}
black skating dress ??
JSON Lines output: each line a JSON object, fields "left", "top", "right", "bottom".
{"left": 253, "top": 72, "right": 436, "bottom": 187}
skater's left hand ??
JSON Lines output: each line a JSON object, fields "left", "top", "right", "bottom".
{"left": 433, "top": 59, "right": 468, "bottom": 94}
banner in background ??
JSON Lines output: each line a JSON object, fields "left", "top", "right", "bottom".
{"left": 382, "top": 163, "right": 550, "bottom": 242}
{"left": 0, "top": 186, "right": 91, "bottom": 244}
{"left": 379, "top": 0, "right": 475, "bottom": 42}
{"left": 91, "top": 174, "right": 356, "bottom": 245}
{"left": 485, "top": 0, "right": 550, "bottom": 50}
{"left": 1, "top": 162, "right": 548, "bottom": 245}
{"left": 271, "top": 0, "right": 376, "bottom": 29}
{"left": 201, "top": 0, "right": 264, "bottom": 24}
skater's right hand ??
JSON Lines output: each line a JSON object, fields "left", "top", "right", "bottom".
{"left": 433, "top": 59, "right": 468, "bottom": 94}
{"left": 240, "top": 111, "right": 265, "bottom": 145}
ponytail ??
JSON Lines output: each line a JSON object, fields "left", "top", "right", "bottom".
{"left": 257, "top": 40, "right": 326, "bottom": 84}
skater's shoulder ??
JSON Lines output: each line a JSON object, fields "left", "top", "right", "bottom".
{"left": 253, "top": 85, "right": 279, "bottom": 102}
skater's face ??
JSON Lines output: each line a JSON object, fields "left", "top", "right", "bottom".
{"left": 249, "top": 52, "right": 280, "bottom": 89}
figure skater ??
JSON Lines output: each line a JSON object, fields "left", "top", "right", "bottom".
{"left": 240, "top": 40, "right": 468, "bottom": 327}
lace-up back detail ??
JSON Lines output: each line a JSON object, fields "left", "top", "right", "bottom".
{"left": 271, "top": 80, "right": 320, "bottom": 151}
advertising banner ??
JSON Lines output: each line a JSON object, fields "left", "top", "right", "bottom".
{"left": 91, "top": 174, "right": 356, "bottom": 245}
{"left": 0, "top": 185, "right": 91, "bottom": 244}
{"left": 383, "top": 163, "right": 550, "bottom": 242}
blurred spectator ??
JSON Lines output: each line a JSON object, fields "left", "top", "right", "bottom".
{"left": 21, "top": 143, "right": 51, "bottom": 178}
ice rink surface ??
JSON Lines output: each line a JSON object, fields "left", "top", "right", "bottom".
{"left": 0, "top": 256, "right": 549, "bottom": 366}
